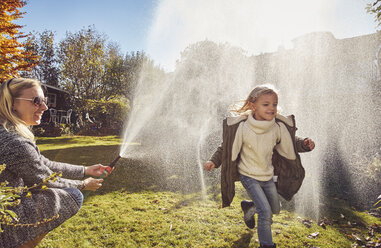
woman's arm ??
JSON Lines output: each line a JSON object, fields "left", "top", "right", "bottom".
{"left": 40, "top": 155, "right": 85, "bottom": 179}
{"left": 5, "top": 140, "right": 83, "bottom": 189}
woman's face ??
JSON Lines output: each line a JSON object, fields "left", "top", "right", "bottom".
{"left": 13, "top": 86, "right": 48, "bottom": 126}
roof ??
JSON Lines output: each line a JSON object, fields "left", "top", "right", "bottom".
{"left": 42, "top": 83, "right": 69, "bottom": 94}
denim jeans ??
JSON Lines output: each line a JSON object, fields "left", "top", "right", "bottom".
{"left": 63, "top": 188, "right": 84, "bottom": 207}
{"left": 240, "top": 174, "right": 280, "bottom": 246}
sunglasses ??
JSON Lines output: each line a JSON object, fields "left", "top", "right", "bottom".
{"left": 15, "top": 96, "right": 48, "bottom": 107}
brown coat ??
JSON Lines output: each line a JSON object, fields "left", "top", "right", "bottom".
{"left": 209, "top": 114, "right": 310, "bottom": 207}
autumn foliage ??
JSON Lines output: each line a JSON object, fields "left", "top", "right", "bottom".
{"left": 367, "top": 0, "right": 381, "bottom": 29}
{"left": 0, "top": 0, "right": 38, "bottom": 82}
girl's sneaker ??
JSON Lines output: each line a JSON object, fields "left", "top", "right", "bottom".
{"left": 241, "top": 200, "right": 256, "bottom": 229}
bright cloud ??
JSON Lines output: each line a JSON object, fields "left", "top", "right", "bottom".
{"left": 146, "top": 0, "right": 375, "bottom": 72}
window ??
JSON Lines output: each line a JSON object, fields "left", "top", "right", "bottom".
{"left": 47, "top": 93, "right": 57, "bottom": 108}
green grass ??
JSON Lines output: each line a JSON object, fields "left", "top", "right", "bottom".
{"left": 36, "top": 136, "right": 381, "bottom": 248}
{"left": 36, "top": 135, "right": 122, "bottom": 151}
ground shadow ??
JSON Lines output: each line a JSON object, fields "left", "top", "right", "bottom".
{"left": 97, "top": 156, "right": 208, "bottom": 195}
{"left": 231, "top": 231, "right": 253, "bottom": 248}
{"left": 41, "top": 145, "right": 218, "bottom": 196}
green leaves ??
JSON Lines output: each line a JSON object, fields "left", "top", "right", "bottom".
{"left": 374, "top": 195, "right": 381, "bottom": 209}
{"left": 366, "top": 0, "right": 381, "bottom": 29}
{"left": 0, "top": 164, "right": 62, "bottom": 231}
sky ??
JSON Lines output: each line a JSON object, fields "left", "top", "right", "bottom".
{"left": 19, "top": 0, "right": 378, "bottom": 72}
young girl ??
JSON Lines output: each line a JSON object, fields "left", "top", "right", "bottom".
{"left": 205, "top": 85, "right": 315, "bottom": 248}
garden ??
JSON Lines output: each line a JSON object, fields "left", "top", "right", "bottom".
{"left": 34, "top": 136, "right": 381, "bottom": 248}
{"left": 1, "top": 1, "right": 381, "bottom": 247}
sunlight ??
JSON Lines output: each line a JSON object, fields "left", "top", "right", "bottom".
{"left": 146, "top": 0, "right": 372, "bottom": 71}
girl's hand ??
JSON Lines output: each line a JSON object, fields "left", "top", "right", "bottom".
{"left": 204, "top": 161, "right": 216, "bottom": 171}
{"left": 304, "top": 138, "right": 315, "bottom": 150}
{"left": 82, "top": 178, "right": 104, "bottom": 191}
{"left": 85, "top": 164, "right": 113, "bottom": 177}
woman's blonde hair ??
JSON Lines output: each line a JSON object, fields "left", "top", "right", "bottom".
{"left": 0, "top": 78, "right": 43, "bottom": 141}
{"left": 233, "top": 84, "right": 278, "bottom": 114}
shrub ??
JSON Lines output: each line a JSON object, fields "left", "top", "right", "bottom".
{"left": 32, "top": 126, "right": 45, "bottom": 137}
{"left": 0, "top": 164, "right": 61, "bottom": 231}
{"left": 85, "top": 97, "right": 130, "bottom": 135}
{"left": 60, "top": 123, "right": 73, "bottom": 135}
{"left": 34, "top": 123, "right": 63, "bottom": 137}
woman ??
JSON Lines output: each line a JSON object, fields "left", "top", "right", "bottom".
{"left": 0, "top": 78, "right": 109, "bottom": 248}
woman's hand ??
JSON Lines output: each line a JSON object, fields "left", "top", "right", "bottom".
{"left": 204, "top": 161, "right": 216, "bottom": 171}
{"left": 304, "top": 138, "right": 315, "bottom": 150}
{"left": 82, "top": 178, "right": 104, "bottom": 191}
{"left": 85, "top": 164, "right": 113, "bottom": 177}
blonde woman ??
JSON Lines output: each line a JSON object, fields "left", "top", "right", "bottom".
{"left": 0, "top": 78, "right": 109, "bottom": 248}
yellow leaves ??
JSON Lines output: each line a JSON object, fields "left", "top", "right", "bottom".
{"left": 0, "top": 164, "right": 6, "bottom": 175}
{"left": 0, "top": 0, "right": 26, "bottom": 8}
{"left": 0, "top": 165, "right": 62, "bottom": 228}
{"left": 25, "top": 191, "right": 32, "bottom": 198}
{"left": 0, "top": 0, "right": 37, "bottom": 82}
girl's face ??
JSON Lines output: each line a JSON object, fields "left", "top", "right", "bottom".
{"left": 251, "top": 93, "right": 278, "bottom": 121}
{"left": 13, "top": 86, "right": 48, "bottom": 126}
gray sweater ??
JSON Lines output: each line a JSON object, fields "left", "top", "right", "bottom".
{"left": 0, "top": 126, "right": 85, "bottom": 248}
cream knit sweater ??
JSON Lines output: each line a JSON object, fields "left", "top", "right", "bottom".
{"left": 232, "top": 114, "right": 295, "bottom": 181}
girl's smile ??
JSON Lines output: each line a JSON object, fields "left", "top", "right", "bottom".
{"left": 251, "top": 93, "right": 278, "bottom": 121}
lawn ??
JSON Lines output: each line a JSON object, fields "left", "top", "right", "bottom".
{"left": 37, "top": 136, "right": 381, "bottom": 248}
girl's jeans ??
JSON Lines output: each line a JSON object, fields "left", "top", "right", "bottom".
{"left": 240, "top": 174, "right": 280, "bottom": 246}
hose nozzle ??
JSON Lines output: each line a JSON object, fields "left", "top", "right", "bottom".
{"left": 109, "top": 155, "right": 121, "bottom": 168}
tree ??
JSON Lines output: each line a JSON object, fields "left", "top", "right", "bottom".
{"left": 0, "top": 0, "right": 39, "bottom": 82}
{"left": 124, "top": 51, "right": 151, "bottom": 103}
{"left": 101, "top": 46, "right": 151, "bottom": 102}
{"left": 58, "top": 26, "right": 153, "bottom": 117}
{"left": 367, "top": 0, "right": 381, "bottom": 30}
{"left": 22, "top": 30, "right": 59, "bottom": 86}
{"left": 57, "top": 26, "right": 107, "bottom": 115}
{"left": 101, "top": 42, "right": 128, "bottom": 100}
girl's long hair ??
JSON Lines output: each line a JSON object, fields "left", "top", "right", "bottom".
{"left": 0, "top": 78, "right": 42, "bottom": 141}
{"left": 232, "top": 85, "right": 278, "bottom": 115}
